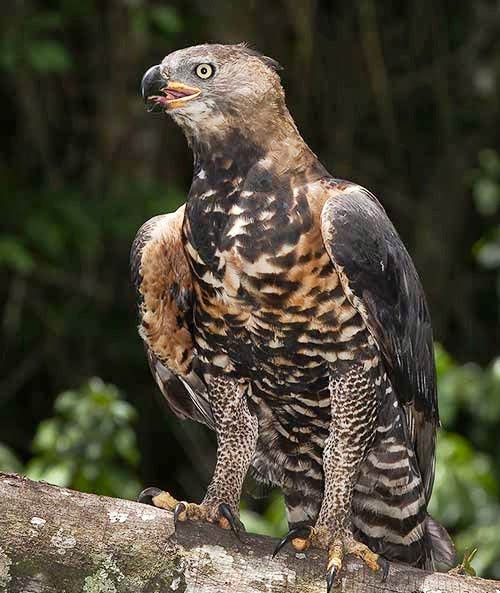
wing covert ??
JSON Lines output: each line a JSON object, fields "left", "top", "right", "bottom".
{"left": 131, "top": 205, "right": 214, "bottom": 429}
{"left": 320, "top": 183, "right": 438, "bottom": 501}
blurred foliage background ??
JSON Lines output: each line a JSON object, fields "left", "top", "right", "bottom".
{"left": 1, "top": 0, "right": 500, "bottom": 579}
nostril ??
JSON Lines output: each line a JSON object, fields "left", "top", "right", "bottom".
{"left": 160, "top": 65, "right": 169, "bottom": 80}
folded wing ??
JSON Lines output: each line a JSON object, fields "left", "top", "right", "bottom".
{"left": 130, "top": 205, "right": 214, "bottom": 429}
{"left": 320, "top": 183, "right": 438, "bottom": 502}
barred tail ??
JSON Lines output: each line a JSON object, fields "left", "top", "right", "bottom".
{"left": 426, "top": 515, "right": 456, "bottom": 569}
{"left": 352, "top": 386, "right": 455, "bottom": 570}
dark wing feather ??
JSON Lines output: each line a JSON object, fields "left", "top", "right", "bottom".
{"left": 320, "top": 183, "right": 438, "bottom": 501}
{"left": 130, "top": 206, "right": 214, "bottom": 430}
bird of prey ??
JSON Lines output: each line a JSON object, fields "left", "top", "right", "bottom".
{"left": 133, "top": 43, "right": 455, "bottom": 590}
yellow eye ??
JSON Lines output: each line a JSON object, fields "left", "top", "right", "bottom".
{"left": 195, "top": 63, "right": 214, "bottom": 79}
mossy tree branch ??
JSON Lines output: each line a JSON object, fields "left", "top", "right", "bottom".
{"left": 0, "top": 472, "right": 497, "bottom": 593}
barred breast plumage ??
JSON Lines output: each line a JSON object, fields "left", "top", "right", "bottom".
{"left": 184, "top": 168, "right": 365, "bottom": 481}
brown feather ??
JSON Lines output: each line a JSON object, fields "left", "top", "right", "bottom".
{"left": 137, "top": 205, "right": 193, "bottom": 376}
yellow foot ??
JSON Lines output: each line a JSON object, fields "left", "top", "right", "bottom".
{"left": 273, "top": 525, "right": 389, "bottom": 592}
{"left": 137, "top": 487, "right": 243, "bottom": 535}
{"left": 324, "top": 535, "right": 388, "bottom": 591}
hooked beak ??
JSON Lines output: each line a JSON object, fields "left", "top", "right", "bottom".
{"left": 141, "top": 65, "right": 201, "bottom": 112}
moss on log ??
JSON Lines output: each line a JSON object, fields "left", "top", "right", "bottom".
{"left": 0, "top": 472, "right": 498, "bottom": 593}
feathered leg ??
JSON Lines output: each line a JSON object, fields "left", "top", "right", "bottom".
{"left": 317, "top": 359, "right": 387, "bottom": 585}
{"left": 273, "top": 356, "right": 388, "bottom": 590}
{"left": 139, "top": 375, "right": 258, "bottom": 534}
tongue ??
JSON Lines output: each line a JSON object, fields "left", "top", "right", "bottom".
{"left": 165, "top": 89, "right": 191, "bottom": 100}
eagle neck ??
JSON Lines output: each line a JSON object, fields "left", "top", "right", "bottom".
{"left": 189, "top": 106, "right": 322, "bottom": 186}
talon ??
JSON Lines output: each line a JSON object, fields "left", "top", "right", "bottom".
{"left": 326, "top": 565, "right": 339, "bottom": 593}
{"left": 219, "top": 503, "right": 243, "bottom": 539}
{"left": 174, "top": 502, "right": 187, "bottom": 524}
{"left": 326, "top": 539, "right": 343, "bottom": 591}
{"left": 379, "top": 557, "right": 389, "bottom": 581}
{"left": 272, "top": 526, "right": 313, "bottom": 558}
{"left": 137, "top": 487, "right": 163, "bottom": 505}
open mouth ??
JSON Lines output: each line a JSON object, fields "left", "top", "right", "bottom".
{"left": 148, "top": 81, "right": 201, "bottom": 110}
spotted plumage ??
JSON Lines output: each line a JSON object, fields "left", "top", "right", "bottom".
{"left": 133, "top": 43, "right": 455, "bottom": 588}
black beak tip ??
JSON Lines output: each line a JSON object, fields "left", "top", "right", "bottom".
{"left": 141, "top": 64, "right": 163, "bottom": 103}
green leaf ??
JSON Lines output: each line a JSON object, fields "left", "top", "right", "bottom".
{"left": 239, "top": 509, "right": 280, "bottom": 537}
{"left": 26, "top": 378, "right": 141, "bottom": 499}
{"left": 0, "top": 236, "right": 34, "bottom": 273}
{"left": 476, "top": 241, "right": 500, "bottom": 269}
{"left": 27, "top": 40, "right": 72, "bottom": 73}
{"left": 0, "top": 444, "right": 23, "bottom": 473}
{"left": 150, "top": 6, "right": 183, "bottom": 35}
{"left": 25, "top": 459, "right": 73, "bottom": 487}
{"left": 430, "top": 431, "right": 499, "bottom": 529}
{"left": 455, "top": 527, "right": 500, "bottom": 577}
{"left": 478, "top": 149, "right": 500, "bottom": 179}
{"left": 462, "top": 548, "right": 478, "bottom": 576}
{"left": 32, "top": 419, "right": 60, "bottom": 454}
{"left": 54, "top": 390, "right": 79, "bottom": 414}
{"left": 473, "top": 178, "right": 500, "bottom": 216}
{"left": 115, "top": 428, "right": 139, "bottom": 465}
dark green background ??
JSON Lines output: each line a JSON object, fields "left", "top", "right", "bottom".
{"left": 1, "top": 0, "right": 500, "bottom": 578}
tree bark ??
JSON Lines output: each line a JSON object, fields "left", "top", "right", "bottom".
{"left": 0, "top": 472, "right": 497, "bottom": 593}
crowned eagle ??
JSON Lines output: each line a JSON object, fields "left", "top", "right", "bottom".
{"left": 132, "top": 44, "right": 455, "bottom": 591}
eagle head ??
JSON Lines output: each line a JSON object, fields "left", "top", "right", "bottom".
{"left": 141, "top": 44, "right": 284, "bottom": 140}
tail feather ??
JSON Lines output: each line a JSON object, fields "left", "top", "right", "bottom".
{"left": 353, "top": 382, "right": 456, "bottom": 571}
{"left": 353, "top": 383, "right": 433, "bottom": 568}
{"left": 426, "top": 515, "right": 456, "bottom": 569}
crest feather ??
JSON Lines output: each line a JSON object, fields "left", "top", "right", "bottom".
{"left": 236, "top": 43, "right": 283, "bottom": 72}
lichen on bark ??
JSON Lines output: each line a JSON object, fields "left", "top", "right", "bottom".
{"left": 0, "top": 547, "right": 12, "bottom": 590}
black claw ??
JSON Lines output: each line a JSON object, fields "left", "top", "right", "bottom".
{"left": 173, "top": 502, "right": 187, "bottom": 525}
{"left": 219, "top": 503, "right": 243, "bottom": 539}
{"left": 326, "top": 566, "right": 338, "bottom": 593}
{"left": 379, "top": 558, "right": 390, "bottom": 582}
{"left": 137, "top": 487, "right": 163, "bottom": 505}
{"left": 272, "top": 526, "right": 312, "bottom": 559}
